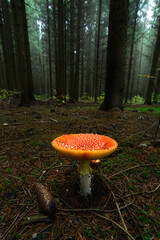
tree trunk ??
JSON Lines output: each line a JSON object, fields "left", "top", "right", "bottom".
{"left": 153, "top": 69, "right": 160, "bottom": 102}
{"left": 125, "top": 0, "right": 140, "bottom": 103}
{"left": 80, "top": 31, "right": 84, "bottom": 98}
{"left": 12, "top": 0, "right": 34, "bottom": 105}
{"left": 69, "top": 0, "right": 75, "bottom": 102}
{"left": 21, "top": 0, "right": 35, "bottom": 101}
{"left": 74, "top": 0, "right": 81, "bottom": 102}
{"left": 100, "top": 0, "right": 129, "bottom": 111}
{"left": 0, "top": 51, "right": 5, "bottom": 88}
{"left": 94, "top": 0, "right": 102, "bottom": 102}
{"left": 136, "top": 32, "right": 144, "bottom": 96}
{"left": 145, "top": 21, "right": 160, "bottom": 104}
{"left": 52, "top": 0, "right": 58, "bottom": 96}
{"left": 57, "top": 0, "right": 65, "bottom": 98}
{"left": 85, "top": 29, "right": 92, "bottom": 95}
{"left": 0, "top": 5, "right": 11, "bottom": 89}
{"left": 130, "top": 58, "right": 136, "bottom": 100}
{"left": 46, "top": 0, "right": 53, "bottom": 98}
{"left": 1, "top": 0, "right": 17, "bottom": 90}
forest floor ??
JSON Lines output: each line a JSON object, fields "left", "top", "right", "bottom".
{"left": 0, "top": 100, "right": 160, "bottom": 240}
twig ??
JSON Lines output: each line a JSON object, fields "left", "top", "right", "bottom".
{"left": 0, "top": 213, "right": 20, "bottom": 239}
{"left": 60, "top": 201, "right": 134, "bottom": 213}
{"left": 1, "top": 138, "right": 30, "bottom": 144}
{"left": 124, "top": 183, "right": 160, "bottom": 198}
{"left": 108, "top": 163, "right": 160, "bottom": 179}
{"left": 23, "top": 214, "right": 52, "bottom": 224}
{"left": 111, "top": 190, "right": 131, "bottom": 239}
{"left": 1, "top": 207, "right": 33, "bottom": 239}
{"left": 94, "top": 213, "right": 135, "bottom": 240}
{"left": 126, "top": 206, "right": 145, "bottom": 240}
{"left": 100, "top": 174, "right": 132, "bottom": 240}
{"left": 23, "top": 201, "right": 134, "bottom": 225}
{"left": 50, "top": 118, "right": 59, "bottom": 123}
{"left": 126, "top": 121, "right": 158, "bottom": 141}
{"left": 154, "top": 119, "right": 160, "bottom": 139}
{"left": 108, "top": 164, "right": 140, "bottom": 179}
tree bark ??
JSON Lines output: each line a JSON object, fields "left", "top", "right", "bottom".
{"left": 136, "top": 32, "right": 144, "bottom": 96}
{"left": 69, "top": 0, "right": 75, "bottom": 102}
{"left": 0, "top": 4, "right": 12, "bottom": 89}
{"left": 57, "top": 0, "right": 65, "bottom": 98}
{"left": 1, "top": 0, "right": 18, "bottom": 90}
{"left": 12, "top": 0, "right": 34, "bottom": 105}
{"left": 46, "top": 0, "right": 53, "bottom": 98}
{"left": 21, "top": 0, "right": 35, "bottom": 101}
{"left": 125, "top": 0, "right": 140, "bottom": 103}
{"left": 52, "top": 0, "right": 58, "bottom": 96}
{"left": 80, "top": 28, "right": 84, "bottom": 98}
{"left": 100, "top": 0, "right": 129, "bottom": 111}
{"left": 74, "top": 0, "right": 81, "bottom": 102}
{"left": 94, "top": 0, "right": 102, "bottom": 102}
{"left": 153, "top": 69, "right": 160, "bottom": 102}
{"left": 145, "top": 20, "right": 160, "bottom": 104}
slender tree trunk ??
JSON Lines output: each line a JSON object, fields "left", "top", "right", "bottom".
{"left": 94, "top": 0, "right": 102, "bottom": 102}
{"left": 145, "top": 21, "right": 160, "bottom": 104}
{"left": 1, "top": 0, "right": 17, "bottom": 90}
{"left": 130, "top": 58, "right": 136, "bottom": 100}
{"left": 0, "top": 51, "right": 5, "bottom": 88}
{"left": 74, "top": 0, "right": 81, "bottom": 102}
{"left": 80, "top": 33, "right": 84, "bottom": 97}
{"left": 12, "top": 0, "right": 34, "bottom": 105}
{"left": 64, "top": 0, "right": 67, "bottom": 95}
{"left": 46, "top": 0, "right": 53, "bottom": 98}
{"left": 153, "top": 70, "right": 160, "bottom": 102}
{"left": 41, "top": 37, "right": 46, "bottom": 94}
{"left": 85, "top": 30, "right": 92, "bottom": 95}
{"left": 100, "top": 0, "right": 129, "bottom": 111}
{"left": 69, "top": 0, "right": 75, "bottom": 102}
{"left": 52, "top": 0, "right": 58, "bottom": 95}
{"left": 12, "top": 0, "right": 29, "bottom": 105}
{"left": 125, "top": 0, "right": 140, "bottom": 103}
{"left": 21, "top": 0, "right": 35, "bottom": 101}
{"left": 57, "top": 0, "right": 65, "bottom": 98}
{"left": 99, "top": 49, "right": 105, "bottom": 95}
{"left": 136, "top": 33, "right": 144, "bottom": 96}
{"left": 0, "top": 6, "right": 11, "bottom": 89}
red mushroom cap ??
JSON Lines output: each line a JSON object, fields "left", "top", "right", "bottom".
{"left": 51, "top": 134, "right": 118, "bottom": 160}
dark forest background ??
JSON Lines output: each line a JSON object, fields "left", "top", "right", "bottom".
{"left": 0, "top": 0, "right": 160, "bottom": 108}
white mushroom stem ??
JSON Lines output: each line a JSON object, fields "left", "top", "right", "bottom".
{"left": 79, "top": 160, "right": 92, "bottom": 196}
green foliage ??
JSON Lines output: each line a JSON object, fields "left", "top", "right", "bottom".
{"left": 125, "top": 106, "right": 160, "bottom": 114}
{"left": 96, "top": 225, "right": 106, "bottom": 239}
{"left": 152, "top": 93, "right": 160, "bottom": 103}
{"left": 34, "top": 94, "right": 49, "bottom": 101}
{"left": 14, "top": 232, "right": 20, "bottom": 239}
{"left": 86, "top": 226, "right": 92, "bottom": 238}
{"left": 131, "top": 95, "right": 145, "bottom": 104}
{"left": 80, "top": 93, "right": 93, "bottom": 101}
{"left": 0, "top": 89, "right": 20, "bottom": 99}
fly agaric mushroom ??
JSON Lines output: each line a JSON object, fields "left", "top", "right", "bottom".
{"left": 51, "top": 133, "right": 118, "bottom": 196}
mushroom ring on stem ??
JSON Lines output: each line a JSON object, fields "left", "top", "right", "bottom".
{"left": 52, "top": 133, "right": 118, "bottom": 196}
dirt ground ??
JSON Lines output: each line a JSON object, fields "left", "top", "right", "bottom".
{"left": 0, "top": 100, "right": 160, "bottom": 240}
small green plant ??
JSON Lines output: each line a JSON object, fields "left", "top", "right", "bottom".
{"left": 34, "top": 94, "right": 49, "bottom": 101}
{"left": 14, "top": 232, "right": 20, "bottom": 239}
{"left": 131, "top": 95, "right": 145, "bottom": 104}
{"left": 0, "top": 89, "right": 20, "bottom": 99}
{"left": 21, "top": 175, "right": 26, "bottom": 183}
{"left": 86, "top": 226, "right": 92, "bottom": 238}
{"left": 80, "top": 93, "right": 93, "bottom": 101}
{"left": 96, "top": 225, "right": 106, "bottom": 239}
{"left": 129, "top": 185, "right": 137, "bottom": 191}
{"left": 125, "top": 106, "right": 160, "bottom": 114}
